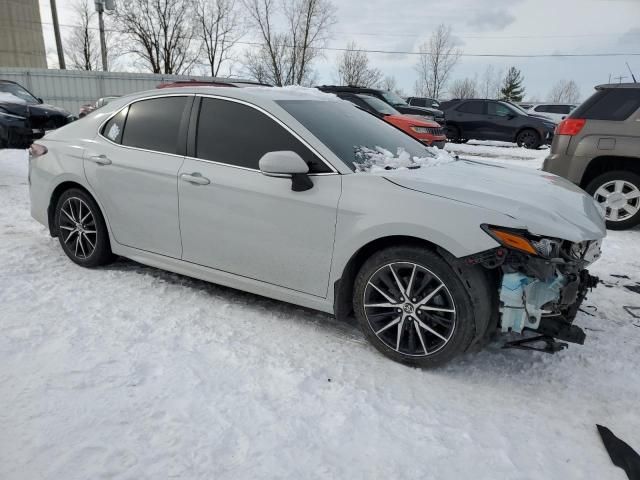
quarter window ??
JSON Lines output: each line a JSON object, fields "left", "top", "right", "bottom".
{"left": 101, "top": 106, "right": 128, "bottom": 144}
{"left": 195, "top": 98, "right": 331, "bottom": 173}
{"left": 120, "top": 96, "right": 188, "bottom": 154}
{"left": 488, "top": 102, "right": 512, "bottom": 117}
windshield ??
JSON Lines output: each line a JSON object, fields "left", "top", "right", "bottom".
{"left": 356, "top": 94, "right": 400, "bottom": 116}
{"left": 277, "top": 99, "right": 433, "bottom": 171}
{"left": 0, "top": 83, "right": 39, "bottom": 104}
{"left": 381, "top": 90, "right": 408, "bottom": 106}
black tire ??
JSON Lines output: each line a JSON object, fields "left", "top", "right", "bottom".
{"left": 353, "top": 246, "right": 478, "bottom": 368}
{"left": 516, "top": 129, "right": 541, "bottom": 149}
{"left": 446, "top": 125, "right": 464, "bottom": 143}
{"left": 585, "top": 171, "right": 640, "bottom": 230}
{"left": 54, "top": 188, "right": 115, "bottom": 267}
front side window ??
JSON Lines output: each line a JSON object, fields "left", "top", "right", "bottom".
{"left": 277, "top": 99, "right": 433, "bottom": 171}
{"left": 196, "top": 98, "right": 331, "bottom": 173}
{"left": 101, "top": 106, "right": 128, "bottom": 144}
{"left": 488, "top": 102, "right": 513, "bottom": 117}
{"left": 411, "top": 98, "right": 426, "bottom": 107}
{"left": 120, "top": 96, "right": 188, "bottom": 154}
{"left": 381, "top": 90, "right": 408, "bottom": 106}
{"left": 357, "top": 94, "right": 400, "bottom": 116}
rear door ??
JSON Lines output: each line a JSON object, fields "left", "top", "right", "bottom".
{"left": 84, "top": 95, "right": 192, "bottom": 258}
{"left": 177, "top": 96, "right": 341, "bottom": 297}
{"left": 450, "top": 100, "right": 486, "bottom": 138}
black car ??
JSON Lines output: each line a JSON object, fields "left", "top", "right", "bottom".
{"left": 0, "top": 80, "right": 74, "bottom": 149}
{"left": 406, "top": 96, "right": 441, "bottom": 109}
{"left": 317, "top": 85, "right": 445, "bottom": 124}
{"left": 439, "top": 99, "right": 556, "bottom": 149}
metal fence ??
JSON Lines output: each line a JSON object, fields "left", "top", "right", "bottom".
{"left": 0, "top": 67, "right": 229, "bottom": 114}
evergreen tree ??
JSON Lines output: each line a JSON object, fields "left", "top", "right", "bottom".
{"left": 500, "top": 67, "right": 525, "bottom": 102}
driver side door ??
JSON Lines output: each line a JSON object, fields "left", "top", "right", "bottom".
{"left": 177, "top": 96, "right": 342, "bottom": 297}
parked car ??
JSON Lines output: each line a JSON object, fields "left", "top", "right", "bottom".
{"left": 317, "top": 85, "right": 446, "bottom": 124}
{"left": 543, "top": 83, "right": 640, "bottom": 230}
{"left": 0, "top": 79, "right": 74, "bottom": 148}
{"left": 78, "top": 96, "right": 120, "bottom": 118}
{"left": 521, "top": 103, "right": 578, "bottom": 123}
{"left": 440, "top": 99, "right": 557, "bottom": 149}
{"left": 406, "top": 97, "right": 441, "bottom": 109}
{"left": 332, "top": 91, "right": 446, "bottom": 148}
{"left": 29, "top": 86, "right": 605, "bottom": 367}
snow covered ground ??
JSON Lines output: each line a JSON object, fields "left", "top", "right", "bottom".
{"left": 1, "top": 145, "right": 639, "bottom": 479}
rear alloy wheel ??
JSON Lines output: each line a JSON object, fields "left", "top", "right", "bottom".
{"left": 55, "top": 188, "right": 115, "bottom": 267}
{"left": 516, "top": 129, "right": 541, "bottom": 149}
{"left": 353, "top": 246, "right": 476, "bottom": 367}
{"left": 586, "top": 171, "right": 640, "bottom": 230}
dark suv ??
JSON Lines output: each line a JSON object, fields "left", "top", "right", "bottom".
{"left": 0, "top": 80, "right": 74, "bottom": 148}
{"left": 317, "top": 85, "right": 445, "bottom": 124}
{"left": 439, "top": 99, "right": 556, "bottom": 149}
{"left": 543, "top": 83, "right": 640, "bottom": 230}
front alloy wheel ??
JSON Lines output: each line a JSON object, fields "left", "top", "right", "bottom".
{"left": 353, "top": 246, "right": 477, "bottom": 367}
{"left": 363, "top": 262, "right": 456, "bottom": 357}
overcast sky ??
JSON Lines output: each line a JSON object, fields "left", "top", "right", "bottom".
{"left": 38, "top": 0, "right": 640, "bottom": 101}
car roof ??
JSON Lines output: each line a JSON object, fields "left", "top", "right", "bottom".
{"left": 596, "top": 83, "right": 640, "bottom": 90}
{"left": 115, "top": 85, "right": 341, "bottom": 107}
{"left": 317, "top": 85, "right": 384, "bottom": 94}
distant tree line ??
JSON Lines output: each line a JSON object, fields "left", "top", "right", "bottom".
{"left": 62, "top": 1, "right": 581, "bottom": 101}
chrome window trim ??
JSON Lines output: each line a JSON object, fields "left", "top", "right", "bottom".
{"left": 97, "top": 92, "right": 340, "bottom": 175}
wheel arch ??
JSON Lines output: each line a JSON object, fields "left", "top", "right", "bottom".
{"left": 333, "top": 235, "right": 447, "bottom": 321}
{"left": 580, "top": 155, "right": 640, "bottom": 189}
{"left": 47, "top": 181, "right": 109, "bottom": 238}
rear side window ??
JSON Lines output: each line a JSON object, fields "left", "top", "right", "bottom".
{"left": 411, "top": 98, "right": 426, "bottom": 107}
{"left": 456, "top": 101, "right": 485, "bottom": 114}
{"left": 120, "top": 96, "right": 188, "bottom": 154}
{"left": 101, "top": 106, "right": 128, "bottom": 144}
{"left": 572, "top": 89, "right": 640, "bottom": 121}
{"left": 195, "top": 98, "right": 331, "bottom": 173}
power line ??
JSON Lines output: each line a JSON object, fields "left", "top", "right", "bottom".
{"left": 37, "top": 20, "right": 640, "bottom": 58}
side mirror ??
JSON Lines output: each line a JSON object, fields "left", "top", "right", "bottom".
{"left": 37, "top": 97, "right": 43, "bottom": 104}
{"left": 259, "top": 151, "right": 313, "bottom": 192}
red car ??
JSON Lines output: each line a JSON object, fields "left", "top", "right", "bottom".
{"left": 335, "top": 92, "right": 447, "bottom": 148}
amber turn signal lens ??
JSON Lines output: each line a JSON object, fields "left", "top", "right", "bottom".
{"left": 490, "top": 229, "right": 538, "bottom": 255}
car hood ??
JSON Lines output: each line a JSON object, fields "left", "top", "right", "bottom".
{"left": 382, "top": 159, "right": 606, "bottom": 242}
{"left": 0, "top": 100, "right": 71, "bottom": 119}
{"left": 386, "top": 114, "right": 439, "bottom": 127}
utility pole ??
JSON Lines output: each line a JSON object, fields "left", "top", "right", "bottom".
{"left": 50, "top": 0, "right": 66, "bottom": 69}
{"left": 95, "top": 0, "right": 116, "bottom": 71}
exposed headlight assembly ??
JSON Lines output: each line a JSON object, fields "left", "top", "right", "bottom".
{"left": 482, "top": 225, "right": 559, "bottom": 258}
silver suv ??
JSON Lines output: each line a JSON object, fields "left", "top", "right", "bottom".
{"left": 543, "top": 83, "right": 640, "bottom": 230}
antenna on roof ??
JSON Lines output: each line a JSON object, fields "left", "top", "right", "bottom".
{"left": 626, "top": 62, "right": 637, "bottom": 83}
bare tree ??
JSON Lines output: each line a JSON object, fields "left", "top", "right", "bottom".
{"left": 479, "top": 65, "right": 502, "bottom": 99}
{"left": 113, "top": 0, "right": 198, "bottom": 74}
{"left": 414, "top": 24, "right": 461, "bottom": 99}
{"left": 449, "top": 77, "right": 478, "bottom": 99}
{"left": 66, "top": 0, "right": 100, "bottom": 70}
{"left": 377, "top": 75, "right": 406, "bottom": 96}
{"left": 243, "top": 0, "right": 336, "bottom": 86}
{"left": 195, "top": 0, "right": 242, "bottom": 77}
{"left": 548, "top": 79, "right": 580, "bottom": 103}
{"left": 335, "top": 41, "right": 382, "bottom": 87}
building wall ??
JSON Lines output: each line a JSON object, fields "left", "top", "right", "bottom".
{"left": 0, "top": 68, "right": 228, "bottom": 114}
{"left": 0, "top": 0, "right": 47, "bottom": 68}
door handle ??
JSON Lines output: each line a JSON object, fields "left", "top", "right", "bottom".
{"left": 88, "top": 154, "right": 112, "bottom": 165}
{"left": 180, "top": 173, "right": 210, "bottom": 185}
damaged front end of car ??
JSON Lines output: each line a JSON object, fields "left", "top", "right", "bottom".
{"left": 465, "top": 225, "right": 602, "bottom": 353}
